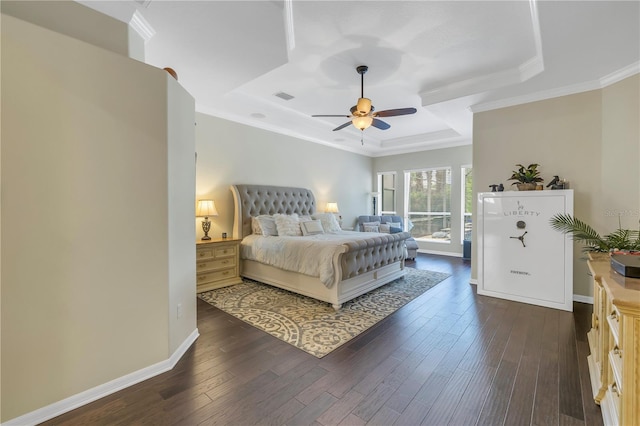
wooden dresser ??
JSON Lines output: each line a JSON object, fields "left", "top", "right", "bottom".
{"left": 586, "top": 253, "right": 640, "bottom": 426}
{"left": 196, "top": 238, "right": 242, "bottom": 292}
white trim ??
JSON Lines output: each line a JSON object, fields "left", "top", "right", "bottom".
{"left": 469, "top": 278, "right": 478, "bottom": 285}
{"left": 573, "top": 294, "right": 594, "bottom": 305}
{"left": 417, "top": 248, "right": 462, "bottom": 258}
{"left": 284, "top": 0, "right": 295, "bottom": 53}
{"left": 129, "top": 10, "right": 155, "bottom": 42}
{"left": 2, "top": 329, "right": 199, "bottom": 426}
{"left": 599, "top": 61, "right": 640, "bottom": 87}
{"left": 525, "top": 0, "right": 544, "bottom": 80}
{"left": 470, "top": 63, "right": 640, "bottom": 114}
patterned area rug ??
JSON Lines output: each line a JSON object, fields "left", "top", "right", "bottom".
{"left": 197, "top": 268, "right": 450, "bottom": 358}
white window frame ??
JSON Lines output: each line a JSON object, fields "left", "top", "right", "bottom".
{"left": 376, "top": 172, "right": 397, "bottom": 215}
{"left": 461, "top": 165, "right": 473, "bottom": 244}
{"left": 404, "top": 167, "right": 452, "bottom": 244}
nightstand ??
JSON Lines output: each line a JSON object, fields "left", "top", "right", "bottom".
{"left": 196, "top": 238, "right": 242, "bottom": 292}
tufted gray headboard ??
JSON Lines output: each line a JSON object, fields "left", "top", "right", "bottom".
{"left": 230, "top": 184, "right": 316, "bottom": 238}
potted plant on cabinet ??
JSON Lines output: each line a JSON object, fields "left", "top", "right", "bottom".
{"left": 550, "top": 214, "right": 640, "bottom": 252}
{"left": 508, "top": 163, "right": 543, "bottom": 190}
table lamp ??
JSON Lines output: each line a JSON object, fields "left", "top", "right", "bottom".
{"left": 196, "top": 199, "right": 218, "bottom": 240}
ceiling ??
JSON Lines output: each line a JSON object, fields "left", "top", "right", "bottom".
{"left": 78, "top": 0, "right": 639, "bottom": 157}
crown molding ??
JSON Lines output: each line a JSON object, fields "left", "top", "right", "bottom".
{"left": 195, "top": 104, "right": 367, "bottom": 157}
{"left": 470, "top": 62, "right": 640, "bottom": 114}
{"left": 600, "top": 61, "right": 640, "bottom": 87}
{"left": 129, "top": 10, "right": 155, "bottom": 42}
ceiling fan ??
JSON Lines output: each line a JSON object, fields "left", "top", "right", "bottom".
{"left": 312, "top": 65, "right": 417, "bottom": 133}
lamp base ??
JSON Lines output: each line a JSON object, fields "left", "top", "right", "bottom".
{"left": 201, "top": 219, "right": 212, "bottom": 241}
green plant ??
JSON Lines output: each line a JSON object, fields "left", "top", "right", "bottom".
{"left": 549, "top": 214, "right": 640, "bottom": 252}
{"left": 508, "top": 163, "right": 544, "bottom": 185}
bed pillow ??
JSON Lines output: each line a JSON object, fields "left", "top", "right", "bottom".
{"left": 380, "top": 224, "right": 403, "bottom": 234}
{"left": 273, "top": 213, "right": 303, "bottom": 236}
{"left": 312, "top": 213, "right": 342, "bottom": 233}
{"left": 252, "top": 215, "right": 278, "bottom": 236}
{"left": 385, "top": 221, "right": 402, "bottom": 231}
{"left": 300, "top": 219, "right": 325, "bottom": 236}
{"left": 363, "top": 224, "right": 380, "bottom": 232}
{"left": 361, "top": 221, "right": 380, "bottom": 232}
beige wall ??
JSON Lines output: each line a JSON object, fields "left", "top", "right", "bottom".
{"left": 600, "top": 75, "right": 640, "bottom": 232}
{"left": 473, "top": 74, "right": 640, "bottom": 298}
{"left": 194, "top": 113, "right": 373, "bottom": 234}
{"left": 373, "top": 145, "right": 473, "bottom": 255}
{"left": 1, "top": 1, "right": 137, "bottom": 59}
{"left": 167, "top": 80, "right": 198, "bottom": 353}
{"left": 1, "top": 13, "right": 196, "bottom": 422}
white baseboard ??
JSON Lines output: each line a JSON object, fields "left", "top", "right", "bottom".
{"left": 417, "top": 249, "right": 462, "bottom": 258}
{"left": 573, "top": 294, "right": 594, "bottom": 304}
{"left": 463, "top": 279, "right": 591, "bottom": 304}
{"left": 3, "top": 329, "right": 199, "bottom": 426}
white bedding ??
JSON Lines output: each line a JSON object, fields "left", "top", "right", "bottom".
{"left": 241, "top": 231, "right": 379, "bottom": 287}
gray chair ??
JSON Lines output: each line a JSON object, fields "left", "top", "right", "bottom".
{"left": 356, "top": 215, "right": 419, "bottom": 260}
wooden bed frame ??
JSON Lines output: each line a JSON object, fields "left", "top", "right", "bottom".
{"left": 230, "top": 184, "right": 408, "bottom": 310}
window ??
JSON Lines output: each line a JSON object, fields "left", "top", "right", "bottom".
{"left": 461, "top": 166, "right": 473, "bottom": 243}
{"left": 404, "top": 168, "right": 451, "bottom": 243}
{"left": 377, "top": 172, "right": 396, "bottom": 215}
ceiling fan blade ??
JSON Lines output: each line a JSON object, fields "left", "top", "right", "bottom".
{"left": 332, "top": 122, "right": 352, "bottom": 131}
{"left": 374, "top": 107, "right": 417, "bottom": 118}
{"left": 372, "top": 118, "right": 390, "bottom": 130}
{"left": 312, "top": 114, "right": 350, "bottom": 117}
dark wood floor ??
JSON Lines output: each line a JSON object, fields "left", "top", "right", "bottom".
{"left": 43, "top": 254, "right": 603, "bottom": 426}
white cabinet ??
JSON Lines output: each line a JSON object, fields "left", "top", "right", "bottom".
{"left": 477, "top": 190, "right": 574, "bottom": 311}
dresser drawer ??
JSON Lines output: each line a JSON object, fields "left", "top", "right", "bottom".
{"left": 196, "top": 238, "right": 242, "bottom": 292}
{"left": 197, "top": 267, "right": 237, "bottom": 285}
{"left": 197, "top": 248, "right": 215, "bottom": 260}
{"left": 214, "top": 245, "right": 236, "bottom": 258}
{"left": 197, "top": 257, "right": 236, "bottom": 272}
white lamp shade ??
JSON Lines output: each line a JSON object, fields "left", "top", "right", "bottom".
{"left": 196, "top": 199, "right": 218, "bottom": 217}
{"left": 352, "top": 115, "right": 373, "bottom": 131}
{"left": 325, "top": 202, "right": 339, "bottom": 213}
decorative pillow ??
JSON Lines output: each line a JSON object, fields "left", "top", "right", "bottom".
{"left": 379, "top": 224, "right": 391, "bottom": 233}
{"left": 251, "top": 216, "right": 262, "bottom": 234}
{"left": 299, "top": 215, "right": 313, "bottom": 222}
{"left": 312, "top": 213, "right": 341, "bottom": 233}
{"left": 273, "top": 213, "right": 302, "bottom": 236}
{"left": 385, "top": 221, "right": 402, "bottom": 231}
{"left": 258, "top": 215, "right": 278, "bottom": 236}
{"left": 300, "top": 219, "right": 325, "bottom": 236}
{"left": 364, "top": 224, "right": 380, "bottom": 233}
{"left": 252, "top": 215, "right": 278, "bottom": 236}
{"left": 361, "top": 221, "right": 380, "bottom": 232}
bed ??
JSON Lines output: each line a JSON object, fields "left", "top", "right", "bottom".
{"left": 230, "top": 184, "right": 410, "bottom": 309}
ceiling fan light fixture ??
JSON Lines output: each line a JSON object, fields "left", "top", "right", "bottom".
{"left": 356, "top": 97, "right": 372, "bottom": 114}
{"left": 352, "top": 115, "right": 373, "bottom": 131}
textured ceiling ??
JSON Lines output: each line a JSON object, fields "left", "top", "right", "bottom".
{"left": 79, "top": 0, "right": 639, "bottom": 156}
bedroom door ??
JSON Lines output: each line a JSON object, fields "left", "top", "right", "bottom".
{"left": 477, "top": 190, "right": 574, "bottom": 311}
